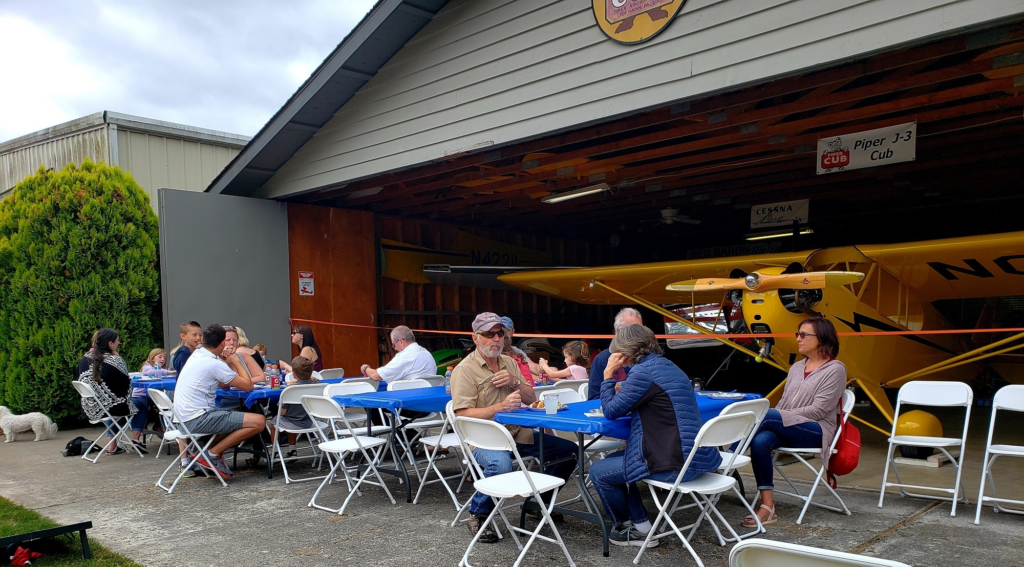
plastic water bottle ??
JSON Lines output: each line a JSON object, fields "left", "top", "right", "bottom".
{"left": 444, "top": 366, "right": 453, "bottom": 394}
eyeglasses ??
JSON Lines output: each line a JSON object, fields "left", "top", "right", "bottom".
{"left": 476, "top": 330, "right": 506, "bottom": 340}
{"left": 392, "top": 338, "right": 404, "bottom": 348}
{"left": 291, "top": 331, "right": 300, "bottom": 335}
{"left": 795, "top": 332, "right": 818, "bottom": 339}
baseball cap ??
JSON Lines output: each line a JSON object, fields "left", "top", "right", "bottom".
{"left": 472, "top": 312, "right": 504, "bottom": 333}
{"left": 500, "top": 316, "right": 514, "bottom": 330}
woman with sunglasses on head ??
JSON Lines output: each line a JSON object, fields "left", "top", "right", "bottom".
{"left": 742, "top": 316, "right": 846, "bottom": 528}
{"left": 279, "top": 325, "right": 323, "bottom": 374}
{"left": 77, "top": 328, "right": 139, "bottom": 455}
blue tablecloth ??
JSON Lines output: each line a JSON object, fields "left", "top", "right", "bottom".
{"left": 218, "top": 377, "right": 382, "bottom": 408}
{"left": 494, "top": 392, "right": 761, "bottom": 440}
{"left": 130, "top": 377, "right": 177, "bottom": 391}
{"left": 333, "top": 386, "right": 450, "bottom": 414}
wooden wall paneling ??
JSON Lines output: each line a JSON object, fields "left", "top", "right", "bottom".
{"left": 288, "top": 204, "right": 378, "bottom": 376}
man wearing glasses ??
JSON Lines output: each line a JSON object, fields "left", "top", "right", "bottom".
{"left": 451, "top": 312, "right": 579, "bottom": 544}
{"left": 360, "top": 326, "right": 436, "bottom": 385}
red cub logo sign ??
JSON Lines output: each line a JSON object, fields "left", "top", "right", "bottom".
{"left": 820, "top": 138, "right": 850, "bottom": 171}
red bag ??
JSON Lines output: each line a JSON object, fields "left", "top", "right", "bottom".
{"left": 826, "top": 401, "right": 860, "bottom": 489}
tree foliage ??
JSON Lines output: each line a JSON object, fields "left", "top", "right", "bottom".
{"left": 0, "top": 160, "right": 161, "bottom": 424}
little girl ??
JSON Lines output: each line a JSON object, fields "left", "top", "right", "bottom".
{"left": 125, "top": 348, "right": 169, "bottom": 453}
{"left": 540, "top": 340, "right": 591, "bottom": 382}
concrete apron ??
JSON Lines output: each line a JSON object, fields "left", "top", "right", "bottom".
{"left": 0, "top": 413, "right": 1020, "bottom": 567}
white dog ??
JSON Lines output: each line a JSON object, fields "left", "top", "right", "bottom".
{"left": 0, "top": 406, "right": 59, "bottom": 442}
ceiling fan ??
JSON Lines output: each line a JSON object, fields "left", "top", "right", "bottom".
{"left": 643, "top": 207, "right": 701, "bottom": 226}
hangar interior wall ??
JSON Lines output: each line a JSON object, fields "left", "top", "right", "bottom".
{"left": 259, "top": 0, "right": 1024, "bottom": 198}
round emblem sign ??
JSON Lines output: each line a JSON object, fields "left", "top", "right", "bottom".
{"left": 592, "top": 0, "right": 687, "bottom": 45}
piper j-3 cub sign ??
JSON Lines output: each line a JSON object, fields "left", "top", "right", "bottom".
{"left": 592, "top": 0, "right": 687, "bottom": 44}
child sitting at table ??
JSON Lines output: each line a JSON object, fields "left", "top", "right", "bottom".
{"left": 539, "top": 340, "right": 591, "bottom": 383}
{"left": 269, "top": 356, "right": 320, "bottom": 459}
{"left": 125, "top": 348, "right": 169, "bottom": 451}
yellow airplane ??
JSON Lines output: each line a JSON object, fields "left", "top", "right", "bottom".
{"left": 499, "top": 231, "right": 1024, "bottom": 436}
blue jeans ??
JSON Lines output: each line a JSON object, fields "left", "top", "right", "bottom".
{"left": 590, "top": 452, "right": 679, "bottom": 527}
{"left": 749, "top": 409, "right": 822, "bottom": 490}
{"left": 469, "top": 431, "right": 578, "bottom": 515}
{"left": 105, "top": 398, "right": 149, "bottom": 437}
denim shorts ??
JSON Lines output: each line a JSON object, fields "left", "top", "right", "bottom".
{"left": 184, "top": 410, "right": 245, "bottom": 435}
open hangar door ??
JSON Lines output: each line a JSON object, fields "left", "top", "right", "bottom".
{"left": 282, "top": 21, "right": 1024, "bottom": 390}
{"left": 158, "top": 189, "right": 292, "bottom": 362}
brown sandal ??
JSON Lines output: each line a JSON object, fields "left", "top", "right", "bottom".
{"left": 742, "top": 504, "right": 777, "bottom": 527}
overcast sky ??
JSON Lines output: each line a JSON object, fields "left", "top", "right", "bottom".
{"left": 0, "top": 0, "right": 376, "bottom": 143}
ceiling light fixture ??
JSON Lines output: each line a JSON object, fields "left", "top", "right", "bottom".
{"left": 346, "top": 186, "right": 383, "bottom": 200}
{"left": 745, "top": 228, "right": 814, "bottom": 241}
{"left": 541, "top": 183, "right": 610, "bottom": 204}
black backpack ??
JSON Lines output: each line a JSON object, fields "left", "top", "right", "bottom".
{"left": 61, "top": 436, "right": 91, "bottom": 457}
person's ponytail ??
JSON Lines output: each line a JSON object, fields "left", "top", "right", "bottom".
{"left": 89, "top": 328, "right": 119, "bottom": 384}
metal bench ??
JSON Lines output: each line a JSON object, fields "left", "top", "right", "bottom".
{"left": 0, "top": 521, "right": 93, "bottom": 559}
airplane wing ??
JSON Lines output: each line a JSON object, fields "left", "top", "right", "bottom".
{"left": 854, "top": 231, "right": 1024, "bottom": 302}
{"left": 497, "top": 251, "right": 812, "bottom": 305}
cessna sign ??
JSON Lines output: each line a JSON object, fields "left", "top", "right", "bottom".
{"left": 817, "top": 122, "right": 916, "bottom": 175}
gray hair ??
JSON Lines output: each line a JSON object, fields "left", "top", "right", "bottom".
{"left": 613, "top": 307, "right": 643, "bottom": 331}
{"left": 609, "top": 324, "right": 662, "bottom": 362}
{"left": 390, "top": 325, "right": 415, "bottom": 343}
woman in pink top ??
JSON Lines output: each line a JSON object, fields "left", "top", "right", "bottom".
{"left": 743, "top": 317, "right": 846, "bottom": 528}
{"left": 540, "top": 341, "right": 591, "bottom": 383}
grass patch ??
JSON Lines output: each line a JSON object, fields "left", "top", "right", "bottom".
{"left": 0, "top": 496, "right": 141, "bottom": 566}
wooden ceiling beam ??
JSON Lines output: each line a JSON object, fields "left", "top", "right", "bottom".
{"left": 369, "top": 71, "right": 1011, "bottom": 212}
{"left": 423, "top": 92, "right": 1020, "bottom": 218}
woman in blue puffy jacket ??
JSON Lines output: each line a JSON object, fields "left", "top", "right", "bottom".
{"left": 591, "top": 324, "right": 722, "bottom": 548}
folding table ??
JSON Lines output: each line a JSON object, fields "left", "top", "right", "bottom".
{"left": 331, "top": 385, "right": 452, "bottom": 503}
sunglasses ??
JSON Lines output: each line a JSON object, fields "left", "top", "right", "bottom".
{"left": 795, "top": 332, "right": 817, "bottom": 339}
{"left": 476, "top": 330, "right": 506, "bottom": 340}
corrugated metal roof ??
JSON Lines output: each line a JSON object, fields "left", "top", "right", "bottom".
{"left": 0, "top": 111, "right": 249, "bottom": 154}
{"left": 206, "top": 0, "right": 448, "bottom": 196}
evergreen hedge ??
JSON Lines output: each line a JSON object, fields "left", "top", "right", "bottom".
{"left": 0, "top": 160, "right": 161, "bottom": 424}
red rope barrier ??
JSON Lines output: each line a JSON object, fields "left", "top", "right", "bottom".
{"left": 288, "top": 317, "right": 1024, "bottom": 341}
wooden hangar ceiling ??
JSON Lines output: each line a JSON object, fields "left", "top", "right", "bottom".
{"left": 296, "top": 23, "right": 1024, "bottom": 243}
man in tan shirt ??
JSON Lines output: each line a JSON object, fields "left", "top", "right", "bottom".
{"left": 452, "top": 312, "right": 578, "bottom": 544}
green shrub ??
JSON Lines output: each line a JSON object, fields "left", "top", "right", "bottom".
{"left": 0, "top": 160, "right": 161, "bottom": 424}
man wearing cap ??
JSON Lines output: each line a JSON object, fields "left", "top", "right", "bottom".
{"left": 451, "top": 312, "right": 579, "bottom": 544}
{"left": 500, "top": 316, "right": 542, "bottom": 384}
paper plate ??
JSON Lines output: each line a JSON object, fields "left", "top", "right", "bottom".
{"left": 584, "top": 409, "right": 605, "bottom": 418}
{"left": 524, "top": 405, "right": 568, "bottom": 412}
{"left": 707, "top": 392, "right": 745, "bottom": 399}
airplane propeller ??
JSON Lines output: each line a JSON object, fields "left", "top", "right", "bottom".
{"left": 666, "top": 271, "right": 865, "bottom": 293}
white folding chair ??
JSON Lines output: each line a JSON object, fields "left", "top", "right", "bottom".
{"left": 771, "top": 389, "right": 856, "bottom": 524}
{"left": 975, "top": 384, "right": 1024, "bottom": 524}
{"left": 539, "top": 388, "right": 583, "bottom": 405}
{"left": 879, "top": 381, "right": 972, "bottom": 516}
{"left": 453, "top": 415, "right": 575, "bottom": 567}
{"left": 318, "top": 368, "right": 346, "bottom": 380}
{"left": 283, "top": 371, "right": 323, "bottom": 385}
{"left": 151, "top": 389, "right": 228, "bottom": 493}
{"left": 387, "top": 378, "right": 445, "bottom": 479}
{"left": 707, "top": 397, "right": 771, "bottom": 542}
{"left": 71, "top": 380, "right": 144, "bottom": 462}
{"left": 729, "top": 539, "right": 911, "bottom": 567}
{"left": 553, "top": 378, "right": 588, "bottom": 395}
{"left": 634, "top": 411, "right": 758, "bottom": 566}
{"left": 269, "top": 383, "right": 330, "bottom": 484}
{"left": 578, "top": 383, "right": 589, "bottom": 399}
{"left": 149, "top": 388, "right": 179, "bottom": 459}
{"left": 322, "top": 382, "right": 387, "bottom": 438}
{"left": 302, "top": 395, "right": 395, "bottom": 515}
{"left": 413, "top": 400, "right": 469, "bottom": 510}
{"left": 340, "top": 376, "right": 378, "bottom": 389}
{"left": 414, "top": 374, "right": 445, "bottom": 387}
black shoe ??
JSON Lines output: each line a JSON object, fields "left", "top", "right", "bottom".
{"left": 131, "top": 440, "right": 149, "bottom": 454}
{"left": 106, "top": 446, "right": 127, "bottom": 455}
{"left": 525, "top": 507, "right": 564, "bottom": 523}
{"left": 467, "top": 514, "right": 499, "bottom": 544}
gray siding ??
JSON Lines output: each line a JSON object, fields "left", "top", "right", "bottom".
{"left": 258, "top": 0, "right": 1024, "bottom": 198}
{"left": 117, "top": 129, "right": 240, "bottom": 212}
{"left": 0, "top": 126, "right": 110, "bottom": 198}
